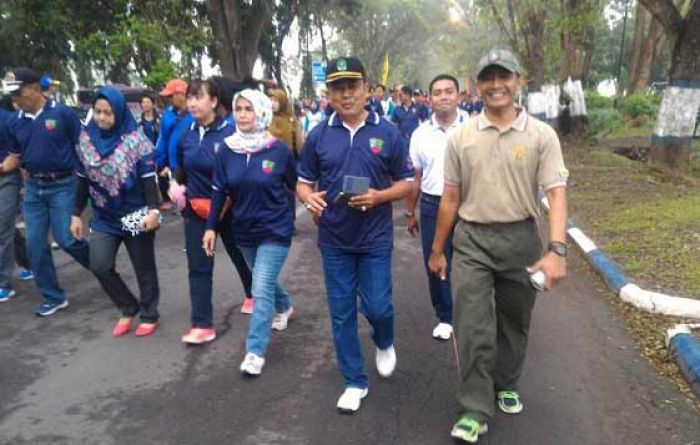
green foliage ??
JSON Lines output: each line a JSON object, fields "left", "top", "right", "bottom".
{"left": 584, "top": 91, "right": 614, "bottom": 110}
{"left": 620, "top": 93, "right": 658, "bottom": 118}
{"left": 587, "top": 107, "right": 624, "bottom": 136}
{"left": 142, "top": 59, "right": 178, "bottom": 90}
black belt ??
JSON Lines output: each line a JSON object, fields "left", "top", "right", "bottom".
{"left": 421, "top": 193, "right": 441, "bottom": 202}
{"left": 29, "top": 170, "right": 74, "bottom": 181}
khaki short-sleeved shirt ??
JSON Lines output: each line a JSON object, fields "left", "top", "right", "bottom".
{"left": 444, "top": 110, "right": 568, "bottom": 224}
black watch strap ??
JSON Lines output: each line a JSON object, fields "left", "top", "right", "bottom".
{"left": 548, "top": 241, "right": 567, "bottom": 257}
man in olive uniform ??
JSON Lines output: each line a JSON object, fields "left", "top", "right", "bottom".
{"left": 429, "top": 49, "right": 569, "bottom": 443}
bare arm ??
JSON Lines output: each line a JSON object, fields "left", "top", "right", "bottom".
{"left": 0, "top": 154, "right": 20, "bottom": 173}
{"left": 405, "top": 169, "right": 422, "bottom": 215}
{"left": 428, "top": 184, "right": 460, "bottom": 279}
{"left": 405, "top": 169, "right": 422, "bottom": 236}
{"left": 527, "top": 185, "right": 568, "bottom": 290}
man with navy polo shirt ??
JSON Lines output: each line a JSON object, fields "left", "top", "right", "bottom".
{"left": 1, "top": 68, "right": 91, "bottom": 316}
{"left": 365, "top": 85, "right": 384, "bottom": 117}
{"left": 392, "top": 85, "right": 424, "bottom": 141}
{"left": 297, "top": 56, "right": 414, "bottom": 414}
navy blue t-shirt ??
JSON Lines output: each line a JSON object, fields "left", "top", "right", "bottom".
{"left": 392, "top": 103, "right": 423, "bottom": 141}
{"left": 178, "top": 118, "right": 234, "bottom": 199}
{"left": 7, "top": 101, "right": 81, "bottom": 174}
{"left": 76, "top": 129, "right": 157, "bottom": 235}
{"left": 298, "top": 112, "right": 414, "bottom": 252}
{"left": 209, "top": 139, "right": 297, "bottom": 247}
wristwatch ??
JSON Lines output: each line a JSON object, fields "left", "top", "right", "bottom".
{"left": 548, "top": 241, "right": 567, "bottom": 257}
{"left": 404, "top": 211, "right": 415, "bottom": 218}
{"left": 149, "top": 208, "right": 161, "bottom": 216}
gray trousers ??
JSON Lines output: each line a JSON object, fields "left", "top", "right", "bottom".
{"left": 452, "top": 218, "right": 542, "bottom": 423}
{"left": 0, "top": 173, "right": 20, "bottom": 289}
{"left": 90, "top": 230, "right": 160, "bottom": 322}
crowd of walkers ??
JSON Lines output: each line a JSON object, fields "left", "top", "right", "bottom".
{"left": 0, "top": 48, "right": 568, "bottom": 443}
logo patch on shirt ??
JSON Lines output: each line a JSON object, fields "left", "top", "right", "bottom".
{"left": 513, "top": 145, "right": 527, "bottom": 161}
{"left": 369, "top": 138, "right": 384, "bottom": 154}
{"left": 262, "top": 160, "right": 276, "bottom": 174}
{"left": 45, "top": 119, "right": 57, "bottom": 131}
{"left": 213, "top": 142, "right": 221, "bottom": 154}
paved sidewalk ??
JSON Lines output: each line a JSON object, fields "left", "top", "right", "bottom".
{"left": 0, "top": 210, "right": 698, "bottom": 444}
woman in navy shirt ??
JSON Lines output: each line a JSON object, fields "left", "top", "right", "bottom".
{"left": 204, "top": 89, "right": 297, "bottom": 376}
{"left": 71, "top": 86, "right": 162, "bottom": 337}
{"left": 173, "top": 79, "right": 253, "bottom": 345}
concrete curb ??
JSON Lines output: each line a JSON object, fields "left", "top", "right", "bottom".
{"left": 539, "top": 194, "right": 700, "bottom": 397}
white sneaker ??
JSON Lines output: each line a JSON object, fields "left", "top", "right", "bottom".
{"left": 271, "top": 307, "right": 294, "bottom": 331}
{"left": 336, "top": 387, "right": 368, "bottom": 413}
{"left": 376, "top": 345, "right": 397, "bottom": 378}
{"left": 239, "top": 352, "right": 265, "bottom": 376}
{"left": 432, "top": 323, "right": 453, "bottom": 340}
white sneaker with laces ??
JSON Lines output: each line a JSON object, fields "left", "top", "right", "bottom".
{"left": 376, "top": 345, "right": 397, "bottom": 377}
{"left": 432, "top": 323, "right": 453, "bottom": 340}
{"left": 271, "top": 307, "right": 294, "bottom": 331}
{"left": 239, "top": 352, "right": 265, "bottom": 376}
{"left": 336, "top": 387, "right": 368, "bottom": 413}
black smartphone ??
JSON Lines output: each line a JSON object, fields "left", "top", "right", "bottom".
{"left": 333, "top": 175, "right": 370, "bottom": 205}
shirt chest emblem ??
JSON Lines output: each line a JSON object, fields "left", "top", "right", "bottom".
{"left": 213, "top": 142, "right": 221, "bottom": 154}
{"left": 513, "top": 145, "right": 527, "bottom": 161}
{"left": 45, "top": 119, "right": 57, "bottom": 131}
{"left": 262, "top": 160, "right": 276, "bottom": 174}
{"left": 369, "top": 138, "right": 385, "bottom": 154}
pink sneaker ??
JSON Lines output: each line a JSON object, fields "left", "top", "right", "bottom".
{"left": 181, "top": 327, "right": 216, "bottom": 345}
{"left": 241, "top": 297, "right": 253, "bottom": 315}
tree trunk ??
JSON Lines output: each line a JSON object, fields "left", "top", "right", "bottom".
{"left": 627, "top": 4, "right": 647, "bottom": 92}
{"left": 631, "top": 17, "right": 661, "bottom": 93}
{"left": 206, "top": 0, "right": 273, "bottom": 81}
{"left": 643, "top": 1, "right": 700, "bottom": 172}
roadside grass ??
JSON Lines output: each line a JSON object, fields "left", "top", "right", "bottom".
{"left": 564, "top": 139, "right": 700, "bottom": 410}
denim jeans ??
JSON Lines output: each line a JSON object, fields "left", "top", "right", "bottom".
{"left": 23, "top": 176, "right": 91, "bottom": 303}
{"left": 0, "top": 172, "right": 20, "bottom": 289}
{"left": 238, "top": 243, "right": 292, "bottom": 358}
{"left": 320, "top": 247, "right": 394, "bottom": 389}
{"left": 184, "top": 208, "right": 252, "bottom": 328}
{"left": 90, "top": 230, "right": 160, "bottom": 322}
{"left": 419, "top": 193, "right": 453, "bottom": 324}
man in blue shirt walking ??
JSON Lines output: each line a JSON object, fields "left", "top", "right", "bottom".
{"left": 392, "top": 85, "right": 425, "bottom": 141}
{"left": 1, "top": 68, "right": 92, "bottom": 316}
{"left": 156, "top": 79, "right": 193, "bottom": 209}
{"left": 297, "top": 56, "right": 414, "bottom": 413}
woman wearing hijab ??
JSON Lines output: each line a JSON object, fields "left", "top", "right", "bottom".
{"left": 71, "top": 86, "right": 162, "bottom": 337}
{"left": 171, "top": 79, "right": 252, "bottom": 345}
{"left": 203, "top": 89, "right": 297, "bottom": 376}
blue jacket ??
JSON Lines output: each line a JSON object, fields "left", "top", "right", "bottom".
{"left": 155, "top": 106, "right": 193, "bottom": 169}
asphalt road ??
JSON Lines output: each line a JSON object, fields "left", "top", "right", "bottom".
{"left": 1, "top": 208, "right": 699, "bottom": 445}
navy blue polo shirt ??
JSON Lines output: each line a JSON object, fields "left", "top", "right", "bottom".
{"left": 178, "top": 117, "right": 233, "bottom": 199}
{"left": 76, "top": 130, "right": 157, "bottom": 236}
{"left": 7, "top": 100, "right": 81, "bottom": 174}
{"left": 365, "top": 97, "right": 385, "bottom": 116}
{"left": 209, "top": 139, "right": 297, "bottom": 247}
{"left": 298, "top": 112, "right": 414, "bottom": 252}
{"left": 392, "top": 103, "right": 422, "bottom": 141}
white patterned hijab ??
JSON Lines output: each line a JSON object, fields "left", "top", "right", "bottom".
{"left": 224, "top": 89, "right": 275, "bottom": 154}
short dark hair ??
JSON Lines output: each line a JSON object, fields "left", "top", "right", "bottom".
{"left": 375, "top": 84, "right": 385, "bottom": 92}
{"left": 140, "top": 94, "right": 156, "bottom": 103}
{"left": 186, "top": 78, "right": 223, "bottom": 108}
{"left": 400, "top": 86, "right": 412, "bottom": 96}
{"left": 429, "top": 74, "right": 459, "bottom": 94}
